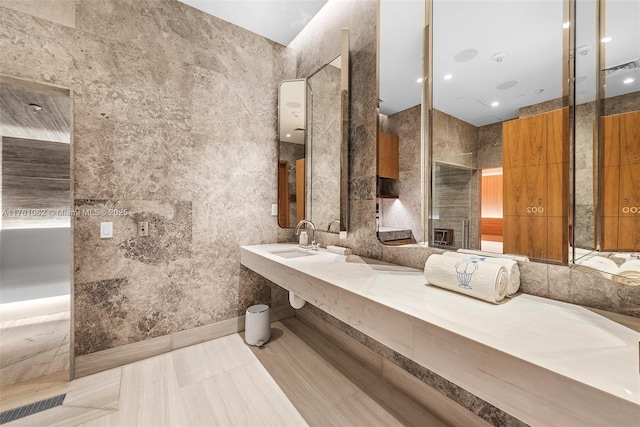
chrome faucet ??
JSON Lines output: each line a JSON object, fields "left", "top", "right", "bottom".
{"left": 295, "top": 219, "right": 318, "bottom": 250}
{"left": 327, "top": 218, "right": 341, "bottom": 232}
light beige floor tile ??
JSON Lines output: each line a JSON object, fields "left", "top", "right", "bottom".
{"left": 101, "top": 353, "right": 190, "bottom": 426}
{"left": 381, "top": 360, "right": 491, "bottom": 427}
{"left": 296, "top": 309, "right": 382, "bottom": 374}
{"left": 250, "top": 323, "right": 361, "bottom": 405}
{"left": 334, "top": 390, "right": 409, "bottom": 427}
{"left": 179, "top": 360, "right": 308, "bottom": 427}
{"left": 0, "top": 312, "right": 69, "bottom": 368}
{"left": 281, "top": 317, "right": 380, "bottom": 387}
{"left": 0, "top": 370, "right": 69, "bottom": 412}
{"left": 63, "top": 367, "right": 122, "bottom": 410}
{"left": 363, "top": 379, "right": 450, "bottom": 427}
{"left": 171, "top": 333, "right": 256, "bottom": 387}
{"left": 2, "top": 406, "right": 114, "bottom": 427}
{"left": 0, "top": 345, "right": 69, "bottom": 387}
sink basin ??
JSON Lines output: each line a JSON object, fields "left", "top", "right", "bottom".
{"left": 270, "top": 249, "right": 319, "bottom": 259}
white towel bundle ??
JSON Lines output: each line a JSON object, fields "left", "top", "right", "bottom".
{"left": 574, "top": 255, "right": 618, "bottom": 280}
{"left": 456, "top": 248, "right": 530, "bottom": 263}
{"left": 424, "top": 254, "right": 508, "bottom": 304}
{"left": 443, "top": 252, "right": 521, "bottom": 296}
{"left": 614, "top": 260, "right": 640, "bottom": 286}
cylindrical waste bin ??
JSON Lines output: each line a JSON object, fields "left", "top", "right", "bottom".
{"left": 245, "top": 304, "right": 270, "bottom": 346}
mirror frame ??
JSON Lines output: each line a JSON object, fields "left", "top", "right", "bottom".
{"left": 276, "top": 28, "right": 350, "bottom": 233}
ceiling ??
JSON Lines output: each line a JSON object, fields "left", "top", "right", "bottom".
{"left": 179, "top": 0, "right": 639, "bottom": 127}
{"left": 178, "top": 0, "right": 328, "bottom": 45}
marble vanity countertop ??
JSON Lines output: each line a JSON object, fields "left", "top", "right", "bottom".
{"left": 241, "top": 243, "right": 640, "bottom": 415}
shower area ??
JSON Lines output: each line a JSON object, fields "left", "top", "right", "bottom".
{"left": 0, "top": 76, "right": 71, "bottom": 388}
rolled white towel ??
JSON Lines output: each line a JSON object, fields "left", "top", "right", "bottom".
{"left": 576, "top": 255, "right": 618, "bottom": 279}
{"left": 614, "top": 260, "right": 640, "bottom": 286}
{"left": 456, "top": 248, "right": 530, "bottom": 263}
{"left": 424, "top": 254, "right": 508, "bottom": 304}
{"left": 443, "top": 252, "right": 520, "bottom": 297}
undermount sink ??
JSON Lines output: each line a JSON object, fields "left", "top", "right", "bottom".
{"left": 270, "top": 249, "right": 319, "bottom": 259}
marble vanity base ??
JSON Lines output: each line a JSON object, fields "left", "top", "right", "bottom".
{"left": 74, "top": 305, "right": 295, "bottom": 378}
{"left": 297, "top": 303, "right": 526, "bottom": 427}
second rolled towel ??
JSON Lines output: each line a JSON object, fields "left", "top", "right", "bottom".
{"left": 443, "top": 252, "right": 520, "bottom": 297}
{"left": 424, "top": 254, "right": 508, "bottom": 303}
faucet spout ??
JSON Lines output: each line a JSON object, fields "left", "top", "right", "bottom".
{"left": 328, "top": 218, "right": 341, "bottom": 232}
{"left": 295, "top": 220, "right": 318, "bottom": 250}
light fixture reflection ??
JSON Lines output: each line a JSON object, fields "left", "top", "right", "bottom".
{"left": 444, "top": 74, "right": 452, "bottom": 80}
{"left": 601, "top": 36, "right": 612, "bottom": 43}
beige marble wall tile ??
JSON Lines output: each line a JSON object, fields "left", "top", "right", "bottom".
{"left": 0, "top": 0, "right": 294, "bottom": 359}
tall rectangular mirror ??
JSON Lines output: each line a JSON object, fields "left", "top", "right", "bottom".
{"left": 428, "top": 0, "right": 569, "bottom": 264}
{"left": 376, "top": 0, "right": 425, "bottom": 245}
{"left": 277, "top": 29, "right": 349, "bottom": 233}
{"left": 572, "top": 0, "right": 640, "bottom": 283}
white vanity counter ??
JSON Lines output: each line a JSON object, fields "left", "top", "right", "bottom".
{"left": 241, "top": 243, "right": 640, "bottom": 426}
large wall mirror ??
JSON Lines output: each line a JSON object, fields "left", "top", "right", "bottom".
{"left": 376, "top": 0, "right": 426, "bottom": 245}
{"left": 277, "top": 29, "right": 349, "bottom": 233}
{"left": 0, "top": 75, "right": 73, "bottom": 386}
{"left": 429, "top": 0, "right": 569, "bottom": 263}
{"left": 572, "top": 0, "right": 640, "bottom": 283}
{"left": 377, "top": 0, "right": 639, "bottom": 284}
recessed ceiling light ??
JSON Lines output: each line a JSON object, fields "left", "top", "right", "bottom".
{"left": 417, "top": 78, "right": 423, "bottom": 83}
{"left": 29, "top": 103, "right": 42, "bottom": 112}
{"left": 534, "top": 88, "right": 544, "bottom": 94}
{"left": 601, "top": 36, "right": 612, "bottom": 43}
{"left": 624, "top": 78, "right": 635, "bottom": 84}
{"left": 491, "top": 101, "right": 499, "bottom": 107}
{"left": 454, "top": 48, "right": 478, "bottom": 62}
{"left": 577, "top": 45, "right": 591, "bottom": 56}
{"left": 286, "top": 134, "right": 291, "bottom": 138}
{"left": 444, "top": 74, "right": 452, "bottom": 80}
{"left": 563, "top": 22, "right": 570, "bottom": 29}
{"left": 496, "top": 80, "right": 517, "bottom": 90}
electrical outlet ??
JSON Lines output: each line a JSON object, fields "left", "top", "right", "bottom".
{"left": 137, "top": 221, "right": 149, "bottom": 237}
{"left": 271, "top": 204, "right": 278, "bottom": 216}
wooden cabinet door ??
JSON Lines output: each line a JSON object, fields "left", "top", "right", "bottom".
{"left": 504, "top": 215, "right": 547, "bottom": 259}
{"left": 377, "top": 131, "right": 399, "bottom": 179}
{"left": 619, "top": 110, "right": 640, "bottom": 166}
{"left": 503, "top": 114, "right": 547, "bottom": 169}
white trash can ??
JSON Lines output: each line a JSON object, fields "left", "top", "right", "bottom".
{"left": 245, "top": 304, "right": 270, "bottom": 346}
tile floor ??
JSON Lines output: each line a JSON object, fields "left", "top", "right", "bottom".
{"left": 0, "top": 297, "right": 70, "bottom": 388}
{"left": 1, "top": 318, "right": 451, "bottom": 426}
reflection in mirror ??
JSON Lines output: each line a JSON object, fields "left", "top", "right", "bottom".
{"left": 0, "top": 76, "right": 72, "bottom": 386}
{"left": 308, "top": 55, "right": 343, "bottom": 232}
{"left": 277, "top": 79, "right": 307, "bottom": 228}
{"left": 429, "top": 0, "right": 569, "bottom": 263}
{"left": 277, "top": 28, "right": 349, "bottom": 233}
{"left": 572, "top": 0, "right": 640, "bottom": 283}
{"left": 376, "top": 0, "right": 425, "bottom": 245}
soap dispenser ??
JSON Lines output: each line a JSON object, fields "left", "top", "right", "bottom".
{"left": 299, "top": 230, "right": 308, "bottom": 246}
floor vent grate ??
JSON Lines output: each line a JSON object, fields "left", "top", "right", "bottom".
{"left": 0, "top": 394, "right": 66, "bottom": 424}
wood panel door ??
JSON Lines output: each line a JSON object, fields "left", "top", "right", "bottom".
{"left": 278, "top": 161, "right": 289, "bottom": 227}
{"left": 503, "top": 114, "right": 547, "bottom": 169}
{"left": 377, "top": 131, "right": 399, "bottom": 179}
{"left": 600, "top": 111, "right": 640, "bottom": 251}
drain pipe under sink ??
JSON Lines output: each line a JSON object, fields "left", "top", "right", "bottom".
{"left": 289, "top": 291, "right": 306, "bottom": 309}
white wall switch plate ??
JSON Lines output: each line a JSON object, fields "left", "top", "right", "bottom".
{"left": 100, "top": 222, "right": 113, "bottom": 238}
{"left": 271, "top": 204, "right": 278, "bottom": 216}
{"left": 339, "top": 231, "right": 347, "bottom": 240}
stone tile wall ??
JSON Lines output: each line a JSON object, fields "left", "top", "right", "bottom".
{"left": 0, "top": 0, "right": 295, "bottom": 355}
